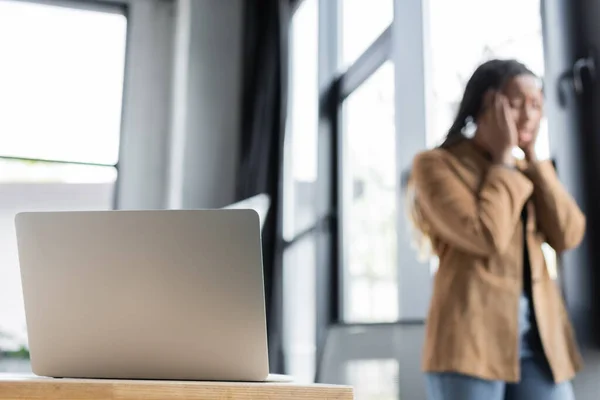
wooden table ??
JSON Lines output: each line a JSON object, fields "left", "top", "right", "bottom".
{"left": 0, "top": 374, "right": 353, "bottom": 400}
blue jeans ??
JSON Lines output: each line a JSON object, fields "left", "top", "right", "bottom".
{"left": 425, "top": 296, "right": 575, "bottom": 400}
{"left": 425, "top": 356, "right": 575, "bottom": 400}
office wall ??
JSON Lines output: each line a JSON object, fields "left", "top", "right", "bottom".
{"left": 117, "top": 0, "right": 243, "bottom": 210}
{"left": 179, "top": 0, "right": 243, "bottom": 209}
{"left": 117, "top": 0, "right": 175, "bottom": 210}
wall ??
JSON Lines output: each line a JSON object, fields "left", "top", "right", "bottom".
{"left": 117, "top": 0, "right": 243, "bottom": 210}
{"left": 117, "top": 0, "right": 175, "bottom": 210}
{"left": 569, "top": 0, "right": 600, "bottom": 397}
{"left": 178, "top": 0, "right": 243, "bottom": 209}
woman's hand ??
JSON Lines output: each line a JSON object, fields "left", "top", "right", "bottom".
{"left": 520, "top": 133, "right": 538, "bottom": 162}
{"left": 478, "top": 92, "right": 518, "bottom": 166}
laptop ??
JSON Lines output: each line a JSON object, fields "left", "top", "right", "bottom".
{"left": 15, "top": 209, "right": 288, "bottom": 382}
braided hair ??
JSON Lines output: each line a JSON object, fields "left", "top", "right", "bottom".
{"left": 407, "top": 59, "right": 538, "bottom": 261}
{"left": 441, "top": 59, "right": 537, "bottom": 148}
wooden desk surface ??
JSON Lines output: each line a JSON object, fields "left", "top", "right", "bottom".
{"left": 0, "top": 374, "right": 353, "bottom": 400}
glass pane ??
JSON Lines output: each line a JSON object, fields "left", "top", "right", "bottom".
{"left": 346, "top": 359, "right": 399, "bottom": 400}
{"left": 0, "top": 1, "right": 127, "bottom": 164}
{"left": 343, "top": 61, "right": 397, "bottom": 323}
{"left": 426, "top": 0, "right": 548, "bottom": 158}
{"left": 283, "top": 235, "right": 317, "bottom": 383}
{"left": 0, "top": 164, "right": 116, "bottom": 372}
{"left": 341, "top": 0, "right": 393, "bottom": 69}
{"left": 283, "top": 0, "right": 319, "bottom": 240}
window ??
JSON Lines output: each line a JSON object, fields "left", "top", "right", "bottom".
{"left": 340, "top": 0, "right": 393, "bottom": 69}
{"left": 282, "top": 0, "right": 318, "bottom": 383}
{"left": 0, "top": 0, "right": 126, "bottom": 365}
{"left": 342, "top": 61, "right": 397, "bottom": 323}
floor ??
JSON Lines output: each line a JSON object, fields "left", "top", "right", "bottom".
{"left": 318, "top": 323, "right": 427, "bottom": 400}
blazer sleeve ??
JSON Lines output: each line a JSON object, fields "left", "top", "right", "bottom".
{"left": 412, "top": 151, "right": 533, "bottom": 257}
{"left": 524, "top": 160, "right": 586, "bottom": 252}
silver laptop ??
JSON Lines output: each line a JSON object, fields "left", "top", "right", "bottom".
{"left": 15, "top": 209, "right": 284, "bottom": 382}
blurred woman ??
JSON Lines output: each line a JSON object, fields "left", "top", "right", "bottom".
{"left": 409, "top": 59, "right": 585, "bottom": 400}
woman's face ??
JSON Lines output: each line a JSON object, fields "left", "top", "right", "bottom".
{"left": 502, "top": 74, "right": 544, "bottom": 149}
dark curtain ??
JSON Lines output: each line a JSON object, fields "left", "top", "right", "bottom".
{"left": 237, "top": 0, "right": 295, "bottom": 374}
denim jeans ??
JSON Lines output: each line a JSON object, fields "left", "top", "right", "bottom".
{"left": 425, "top": 296, "right": 575, "bottom": 400}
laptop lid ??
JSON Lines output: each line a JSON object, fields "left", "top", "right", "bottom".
{"left": 15, "top": 209, "right": 269, "bottom": 381}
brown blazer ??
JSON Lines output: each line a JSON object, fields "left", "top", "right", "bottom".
{"left": 411, "top": 139, "right": 586, "bottom": 383}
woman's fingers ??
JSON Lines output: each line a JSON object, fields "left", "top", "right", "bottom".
{"left": 492, "top": 92, "right": 504, "bottom": 133}
{"left": 498, "top": 95, "right": 518, "bottom": 145}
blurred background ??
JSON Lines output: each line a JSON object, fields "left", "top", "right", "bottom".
{"left": 1, "top": 0, "right": 600, "bottom": 398}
